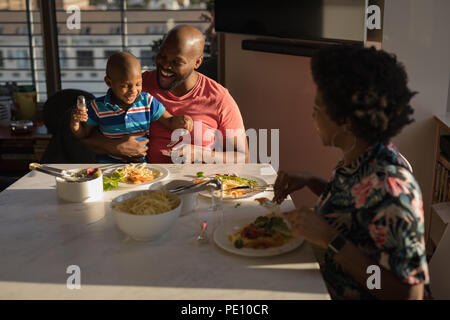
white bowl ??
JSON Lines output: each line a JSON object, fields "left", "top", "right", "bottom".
{"left": 149, "top": 179, "right": 197, "bottom": 216}
{"left": 55, "top": 169, "right": 103, "bottom": 203}
{"left": 111, "top": 190, "right": 182, "bottom": 241}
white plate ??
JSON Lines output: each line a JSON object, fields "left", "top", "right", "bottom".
{"left": 105, "top": 164, "right": 169, "bottom": 188}
{"left": 213, "top": 216, "right": 304, "bottom": 257}
{"left": 199, "top": 175, "right": 268, "bottom": 200}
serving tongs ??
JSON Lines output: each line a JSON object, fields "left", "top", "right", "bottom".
{"left": 28, "top": 163, "right": 90, "bottom": 182}
{"left": 168, "top": 178, "right": 223, "bottom": 195}
{"left": 225, "top": 184, "right": 274, "bottom": 192}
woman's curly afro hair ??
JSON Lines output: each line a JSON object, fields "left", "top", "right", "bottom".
{"left": 311, "top": 45, "right": 416, "bottom": 145}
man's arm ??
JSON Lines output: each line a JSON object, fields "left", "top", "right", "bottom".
{"left": 157, "top": 110, "right": 194, "bottom": 132}
{"left": 79, "top": 128, "right": 149, "bottom": 161}
{"left": 171, "top": 133, "right": 249, "bottom": 164}
{"left": 210, "top": 135, "right": 249, "bottom": 163}
{"left": 212, "top": 89, "right": 248, "bottom": 163}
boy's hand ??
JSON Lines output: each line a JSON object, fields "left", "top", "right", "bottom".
{"left": 70, "top": 106, "right": 88, "bottom": 132}
{"left": 171, "top": 115, "right": 194, "bottom": 132}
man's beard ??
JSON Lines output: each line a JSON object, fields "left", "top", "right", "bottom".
{"left": 156, "top": 67, "right": 193, "bottom": 91}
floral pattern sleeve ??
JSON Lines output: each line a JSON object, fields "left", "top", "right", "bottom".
{"left": 368, "top": 166, "right": 429, "bottom": 285}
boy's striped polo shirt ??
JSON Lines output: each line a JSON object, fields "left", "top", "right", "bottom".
{"left": 86, "top": 89, "right": 165, "bottom": 163}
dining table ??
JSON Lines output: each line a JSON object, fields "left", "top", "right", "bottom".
{"left": 0, "top": 163, "right": 330, "bottom": 300}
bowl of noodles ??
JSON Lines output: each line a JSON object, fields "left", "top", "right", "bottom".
{"left": 111, "top": 189, "right": 182, "bottom": 241}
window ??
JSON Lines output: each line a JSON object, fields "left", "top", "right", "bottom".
{"left": 0, "top": 2, "right": 210, "bottom": 101}
{"left": 147, "top": 25, "right": 164, "bottom": 34}
{"left": 104, "top": 50, "right": 119, "bottom": 59}
{"left": 76, "top": 73, "right": 83, "bottom": 78}
{"left": 59, "top": 49, "right": 68, "bottom": 69}
{"left": 90, "top": 72, "right": 98, "bottom": 77}
{"left": 17, "top": 50, "right": 30, "bottom": 69}
{"left": 0, "top": 2, "right": 45, "bottom": 102}
{"left": 16, "top": 26, "right": 28, "bottom": 35}
{"left": 76, "top": 50, "right": 94, "bottom": 68}
{"left": 140, "top": 50, "right": 154, "bottom": 69}
{"left": 110, "top": 26, "right": 121, "bottom": 34}
{"left": 80, "top": 27, "right": 91, "bottom": 35}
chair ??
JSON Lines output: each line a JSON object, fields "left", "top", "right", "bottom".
{"left": 41, "top": 89, "right": 96, "bottom": 163}
{"left": 429, "top": 226, "right": 450, "bottom": 299}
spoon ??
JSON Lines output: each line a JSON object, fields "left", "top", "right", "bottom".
{"left": 29, "top": 163, "right": 90, "bottom": 182}
{"left": 29, "top": 162, "right": 65, "bottom": 173}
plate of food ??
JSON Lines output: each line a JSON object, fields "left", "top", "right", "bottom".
{"left": 213, "top": 215, "right": 304, "bottom": 257}
{"left": 195, "top": 173, "right": 270, "bottom": 200}
{"left": 103, "top": 163, "right": 169, "bottom": 190}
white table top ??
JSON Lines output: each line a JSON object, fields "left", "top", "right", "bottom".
{"left": 0, "top": 163, "right": 330, "bottom": 300}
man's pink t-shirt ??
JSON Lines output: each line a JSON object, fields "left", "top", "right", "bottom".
{"left": 142, "top": 70, "right": 245, "bottom": 163}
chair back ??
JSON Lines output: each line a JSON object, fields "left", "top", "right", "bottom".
{"left": 41, "top": 89, "right": 96, "bottom": 163}
{"left": 429, "top": 227, "right": 450, "bottom": 299}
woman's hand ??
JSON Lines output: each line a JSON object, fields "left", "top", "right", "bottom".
{"left": 280, "top": 207, "right": 337, "bottom": 248}
{"left": 273, "top": 171, "right": 310, "bottom": 204}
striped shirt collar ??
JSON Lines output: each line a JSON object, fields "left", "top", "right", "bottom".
{"left": 103, "top": 88, "right": 144, "bottom": 109}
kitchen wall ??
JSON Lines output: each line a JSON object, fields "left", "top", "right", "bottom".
{"left": 382, "top": 0, "right": 450, "bottom": 236}
{"left": 223, "top": 34, "right": 342, "bottom": 208}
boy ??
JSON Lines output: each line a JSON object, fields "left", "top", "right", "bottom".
{"left": 70, "top": 52, "right": 193, "bottom": 163}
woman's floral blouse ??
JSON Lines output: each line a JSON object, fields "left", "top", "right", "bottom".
{"left": 315, "top": 142, "right": 430, "bottom": 299}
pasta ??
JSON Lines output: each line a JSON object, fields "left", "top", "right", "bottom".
{"left": 112, "top": 190, "right": 180, "bottom": 215}
{"left": 228, "top": 215, "right": 292, "bottom": 249}
{"left": 116, "top": 163, "right": 161, "bottom": 184}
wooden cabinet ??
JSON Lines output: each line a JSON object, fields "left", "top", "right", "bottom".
{"left": 0, "top": 125, "right": 51, "bottom": 178}
{"left": 429, "top": 115, "right": 450, "bottom": 254}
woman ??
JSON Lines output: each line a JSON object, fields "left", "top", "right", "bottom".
{"left": 273, "top": 45, "right": 430, "bottom": 300}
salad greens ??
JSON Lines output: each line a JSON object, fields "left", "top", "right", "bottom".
{"left": 234, "top": 239, "right": 244, "bottom": 249}
{"left": 75, "top": 167, "right": 102, "bottom": 179}
{"left": 253, "top": 216, "right": 291, "bottom": 237}
{"left": 196, "top": 171, "right": 205, "bottom": 178}
{"left": 102, "top": 171, "right": 124, "bottom": 191}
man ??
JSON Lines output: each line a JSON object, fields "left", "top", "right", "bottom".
{"left": 81, "top": 25, "right": 248, "bottom": 164}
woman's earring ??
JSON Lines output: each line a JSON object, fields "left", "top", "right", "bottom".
{"left": 331, "top": 130, "right": 343, "bottom": 147}
{"left": 343, "top": 135, "right": 357, "bottom": 155}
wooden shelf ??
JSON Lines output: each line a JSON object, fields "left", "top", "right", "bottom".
{"left": 0, "top": 124, "right": 51, "bottom": 177}
{"left": 438, "top": 155, "right": 450, "bottom": 170}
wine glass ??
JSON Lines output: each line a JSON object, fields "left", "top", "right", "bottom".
{"left": 194, "top": 180, "right": 223, "bottom": 243}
